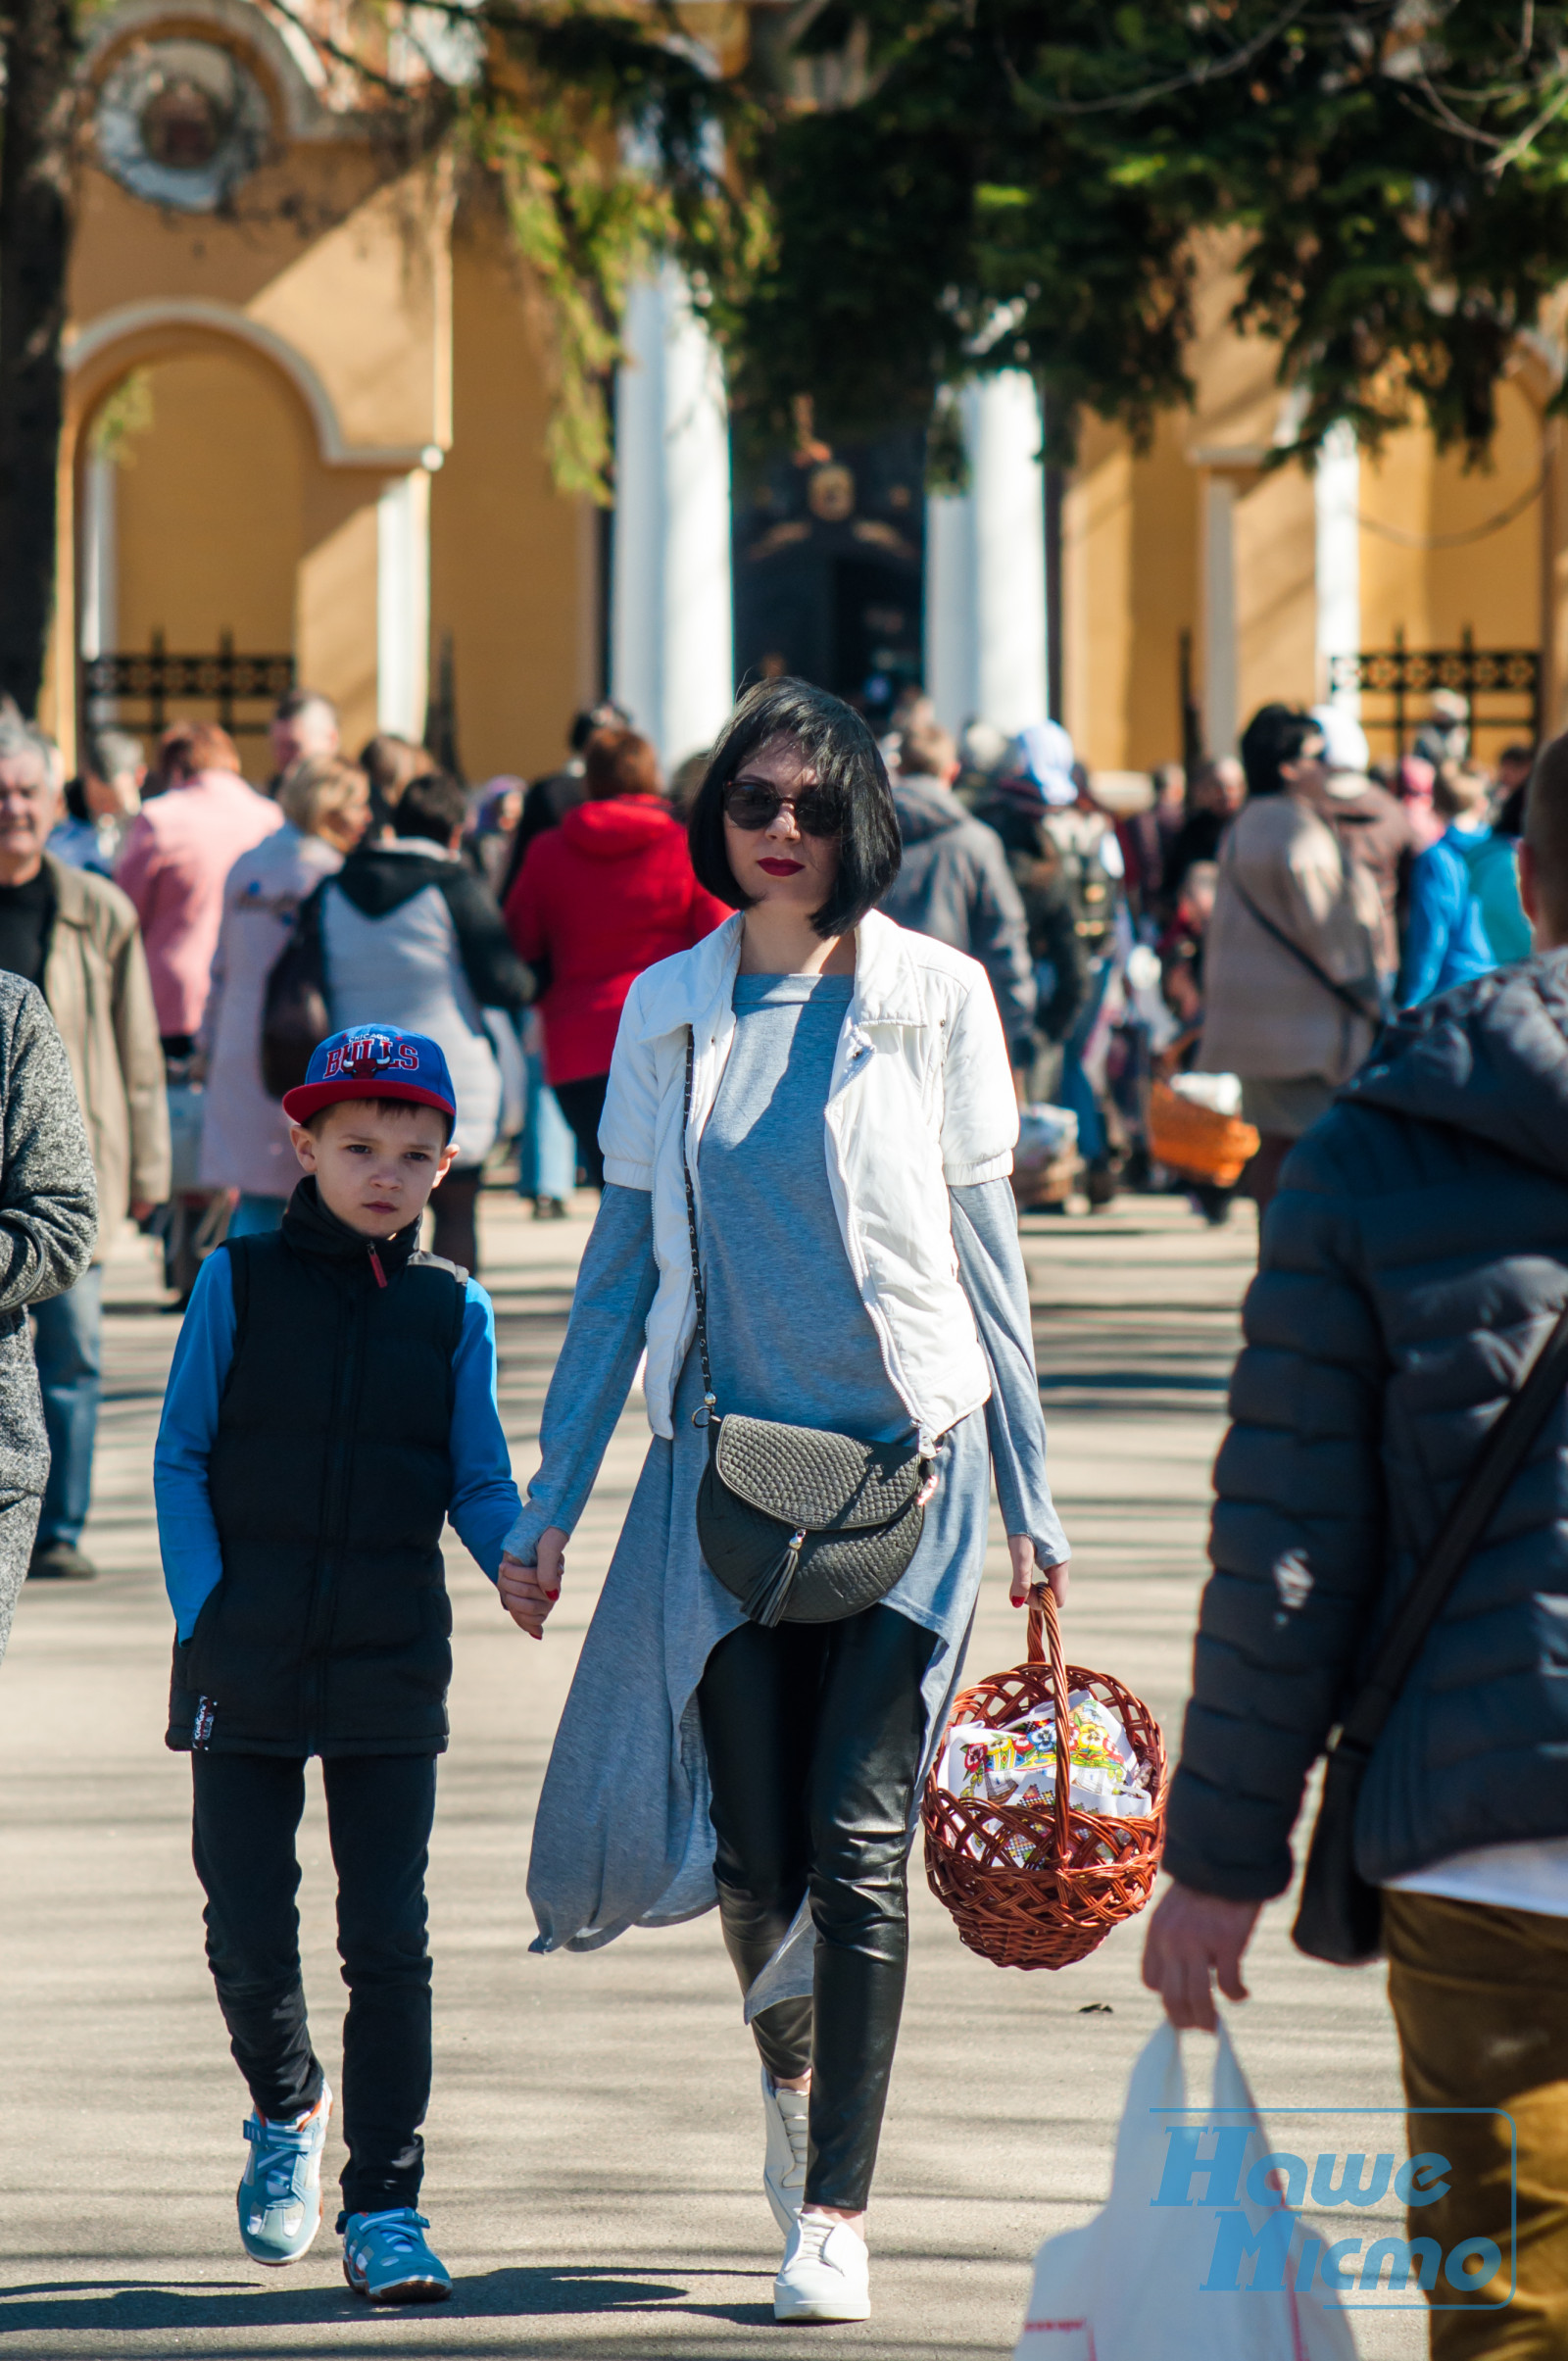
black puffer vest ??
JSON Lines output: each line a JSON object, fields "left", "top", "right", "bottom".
{"left": 166, "top": 1179, "right": 467, "bottom": 1758}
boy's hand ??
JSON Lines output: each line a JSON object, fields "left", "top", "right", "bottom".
{"left": 498, "top": 1528, "right": 567, "bottom": 1640}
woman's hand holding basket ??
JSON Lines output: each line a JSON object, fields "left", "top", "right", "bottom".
{"left": 1009, "top": 1538, "right": 1069, "bottom": 1612}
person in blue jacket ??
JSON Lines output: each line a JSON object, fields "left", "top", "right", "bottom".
{"left": 154, "top": 1025, "right": 520, "bottom": 2303}
{"left": 1445, "top": 763, "right": 1533, "bottom": 966}
{"left": 1396, "top": 767, "right": 1496, "bottom": 1008}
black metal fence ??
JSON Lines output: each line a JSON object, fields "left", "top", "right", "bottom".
{"left": 82, "top": 631, "right": 295, "bottom": 744}
{"left": 1326, "top": 628, "right": 1541, "bottom": 758}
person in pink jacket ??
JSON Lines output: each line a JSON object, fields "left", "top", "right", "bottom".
{"left": 115, "top": 723, "right": 282, "bottom": 1053}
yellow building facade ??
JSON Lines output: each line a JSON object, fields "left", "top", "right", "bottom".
{"left": 1062, "top": 247, "right": 1557, "bottom": 772}
{"left": 44, "top": 1, "right": 1565, "bottom": 786}
{"left": 49, "top": 0, "right": 596, "bottom": 780}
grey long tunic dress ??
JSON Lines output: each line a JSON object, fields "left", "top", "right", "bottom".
{"left": 506, "top": 972, "right": 1067, "bottom": 2015}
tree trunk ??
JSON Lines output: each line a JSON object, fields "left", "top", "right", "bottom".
{"left": 0, "top": 0, "right": 77, "bottom": 716}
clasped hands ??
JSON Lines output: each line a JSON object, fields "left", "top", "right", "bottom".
{"left": 497, "top": 1527, "right": 566, "bottom": 1641}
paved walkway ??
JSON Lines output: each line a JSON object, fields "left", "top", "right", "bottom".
{"left": 0, "top": 1188, "right": 1420, "bottom": 2357}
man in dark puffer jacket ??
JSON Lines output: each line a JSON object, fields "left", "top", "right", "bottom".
{"left": 1145, "top": 732, "right": 1568, "bottom": 2360}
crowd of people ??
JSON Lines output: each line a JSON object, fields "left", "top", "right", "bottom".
{"left": 0, "top": 660, "right": 1562, "bottom": 2346}
{"left": 0, "top": 689, "right": 700, "bottom": 1582}
{"left": 868, "top": 691, "right": 1534, "bottom": 1227}
{"left": 2, "top": 671, "right": 1535, "bottom": 1588}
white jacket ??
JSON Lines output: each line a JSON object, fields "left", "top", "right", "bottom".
{"left": 599, "top": 907, "right": 1018, "bottom": 1451}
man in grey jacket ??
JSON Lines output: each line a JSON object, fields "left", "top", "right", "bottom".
{"left": 0, "top": 970, "right": 97, "bottom": 1659}
{"left": 879, "top": 721, "right": 1036, "bottom": 1065}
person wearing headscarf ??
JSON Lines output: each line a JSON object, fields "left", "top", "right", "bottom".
{"left": 1306, "top": 705, "right": 1413, "bottom": 988}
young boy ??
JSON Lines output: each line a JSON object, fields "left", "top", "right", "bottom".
{"left": 155, "top": 1025, "right": 521, "bottom": 2302}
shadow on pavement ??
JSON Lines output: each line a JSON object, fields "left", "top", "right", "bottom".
{"left": 0, "top": 2267, "right": 754, "bottom": 2335}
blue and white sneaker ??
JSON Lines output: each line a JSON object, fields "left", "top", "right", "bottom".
{"left": 341, "top": 2209, "right": 453, "bottom": 2305}
{"left": 236, "top": 2085, "right": 332, "bottom": 2265}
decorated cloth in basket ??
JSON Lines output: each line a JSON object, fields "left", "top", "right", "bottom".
{"left": 922, "top": 1592, "right": 1167, "bottom": 1969}
{"left": 1148, "top": 1078, "right": 1259, "bottom": 1190}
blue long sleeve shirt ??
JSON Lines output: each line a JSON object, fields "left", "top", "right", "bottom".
{"left": 155, "top": 1249, "right": 520, "bottom": 1639}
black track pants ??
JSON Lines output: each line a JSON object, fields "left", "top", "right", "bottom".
{"left": 191, "top": 1751, "right": 437, "bottom": 2217}
{"left": 697, "top": 1602, "right": 938, "bottom": 2213}
{"left": 551, "top": 1073, "right": 609, "bottom": 1191}
{"left": 430, "top": 1163, "right": 481, "bottom": 1273}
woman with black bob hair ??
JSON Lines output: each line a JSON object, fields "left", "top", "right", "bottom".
{"left": 494, "top": 676, "right": 1070, "bottom": 2322}
{"left": 686, "top": 676, "right": 903, "bottom": 935}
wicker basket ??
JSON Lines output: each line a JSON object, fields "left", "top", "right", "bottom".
{"left": 1148, "top": 1079, "right": 1259, "bottom": 1190}
{"left": 922, "top": 1592, "right": 1167, "bottom": 1969}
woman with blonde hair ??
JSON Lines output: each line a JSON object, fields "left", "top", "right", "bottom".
{"left": 198, "top": 757, "right": 369, "bottom": 1235}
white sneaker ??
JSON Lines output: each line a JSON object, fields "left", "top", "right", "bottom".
{"left": 761, "top": 2068, "right": 809, "bottom": 2235}
{"left": 773, "top": 2212, "right": 871, "bottom": 2323}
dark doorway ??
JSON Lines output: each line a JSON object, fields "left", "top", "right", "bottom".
{"left": 732, "top": 432, "right": 924, "bottom": 728}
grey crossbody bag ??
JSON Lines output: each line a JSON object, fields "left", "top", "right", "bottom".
{"left": 679, "top": 1025, "right": 932, "bottom": 1626}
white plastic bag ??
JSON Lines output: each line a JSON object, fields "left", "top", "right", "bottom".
{"left": 1014, "top": 2022, "right": 1355, "bottom": 2361}
{"left": 1170, "top": 1070, "right": 1245, "bottom": 1117}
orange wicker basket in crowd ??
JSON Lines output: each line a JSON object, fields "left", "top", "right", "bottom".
{"left": 1148, "top": 1078, "right": 1258, "bottom": 1190}
{"left": 922, "top": 1591, "right": 1167, "bottom": 1970}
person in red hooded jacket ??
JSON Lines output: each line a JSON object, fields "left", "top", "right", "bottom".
{"left": 505, "top": 728, "right": 729, "bottom": 1186}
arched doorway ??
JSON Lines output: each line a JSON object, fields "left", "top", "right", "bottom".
{"left": 77, "top": 344, "right": 309, "bottom": 778}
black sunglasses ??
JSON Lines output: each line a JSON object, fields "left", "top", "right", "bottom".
{"left": 722, "top": 778, "right": 842, "bottom": 837}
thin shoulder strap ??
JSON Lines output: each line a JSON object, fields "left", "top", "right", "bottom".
{"left": 1338, "top": 1302, "right": 1568, "bottom": 1758}
{"left": 679, "top": 1027, "right": 718, "bottom": 1426}
{"left": 1222, "top": 843, "right": 1383, "bottom": 1028}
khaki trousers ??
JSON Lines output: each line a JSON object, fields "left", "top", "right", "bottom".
{"left": 1384, "top": 1889, "right": 1568, "bottom": 2359}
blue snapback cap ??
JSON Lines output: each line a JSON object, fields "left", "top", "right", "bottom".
{"left": 281, "top": 1025, "right": 457, "bottom": 1125}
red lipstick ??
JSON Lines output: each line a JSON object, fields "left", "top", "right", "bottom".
{"left": 759, "top": 857, "right": 804, "bottom": 875}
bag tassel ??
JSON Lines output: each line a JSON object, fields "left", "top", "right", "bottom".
{"left": 746, "top": 1529, "right": 808, "bottom": 1628}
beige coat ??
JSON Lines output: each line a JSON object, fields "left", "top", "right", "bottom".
{"left": 1200, "top": 793, "right": 1385, "bottom": 1085}
{"left": 41, "top": 856, "right": 170, "bottom": 1250}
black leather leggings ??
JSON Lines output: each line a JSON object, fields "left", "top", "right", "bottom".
{"left": 697, "top": 1603, "right": 938, "bottom": 2213}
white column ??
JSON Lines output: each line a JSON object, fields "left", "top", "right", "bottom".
{"left": 1202, "top": 475, "right": 1239, "bottom": 758}
{"left": 79, "top": 451, "right": 117, "bottom": 664}
{"left": 376, "top": 469, "right": 431, "bottom": 740}
{"left": 924, "top": 371, "right": 1049, "bottom": 735}
{"left": 611, "top": 264, "right": 734, "bottom": 769}
{"left": 1315, "top": 419, "right": 1361, "bottom": 710}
